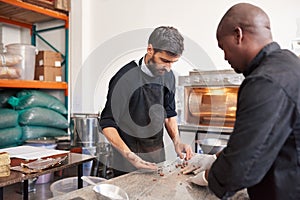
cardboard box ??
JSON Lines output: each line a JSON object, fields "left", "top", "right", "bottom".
{"left": 54, "top": 0, "right": 70, "bottom": 12}
{"left": 23, "top": 0, "right": 55, "bottom": 11}
{"left": 35, "top": 66, "right": 62, "bottom": 82}
{"left": 36, "top": 51, "right": 62, "bottom": 67}
{"left": 22, "top": 0, "right": 69, "bottom": 13}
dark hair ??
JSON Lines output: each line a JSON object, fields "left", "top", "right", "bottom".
{"left": 148, "top": 26, "right": 184, "bottom": 56}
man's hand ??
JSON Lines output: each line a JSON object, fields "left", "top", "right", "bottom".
{"left": 125, "top": 152, "right": 158, "bottom": 170}
{"left": 187, "top": 171, "right": 208, "bottom": 186}
{"left": 174, "top": 143, "right": 193, "bottom": 160}
{"left": 181, "top": 153, "right": 217, "bottom": 174}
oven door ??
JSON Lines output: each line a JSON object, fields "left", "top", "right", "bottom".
{"left": 184, "top": 86, "right": 238, "bottom": 128}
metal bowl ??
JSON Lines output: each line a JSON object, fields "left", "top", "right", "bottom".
{"left": 197, "top": 138, "right": 228, "bottom": 154}
{"left": 93, "top": 183, "right": 129, "bottom": 200}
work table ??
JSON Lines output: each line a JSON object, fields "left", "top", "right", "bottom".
{"left": 50, "top": 160, "right": 249, "bottom": 200}
{"left": 0, "top": 152, "right": 95, "bottom": 200}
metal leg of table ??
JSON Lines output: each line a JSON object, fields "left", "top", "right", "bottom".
{"left": 77, "top": 163, "right": 83, "bottom": 189}
{"left": 90, "top": 158, "right": 100, "bottom": 177}
{"left": 0, "top": 180, "right": 28, "bottom": 200}
{"left": 23, "top": 180, "right": 28, "bottom": 200}
{"left": 195, "top": 132, "right": 199, "bottom": 153}
{"left": 0, "top": 187, "right": 3, "bottom": 200}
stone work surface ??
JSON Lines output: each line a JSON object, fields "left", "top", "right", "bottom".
{"left": 50, "top": 160, "right": 249, "bottom": 200}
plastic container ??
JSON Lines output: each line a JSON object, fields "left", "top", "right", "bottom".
{"left": 0, "top": 53, "right": 23, "bottom": 67}
{"left": 36, "top": 173, "right": 53, "bottom": 184}
{"left": 50, "top": 176, "right": 106, "bottom": 197}
{"left": 0, "top": 53, "right": 23, "bottom": 79}
{"left": 5, "top": 43, "right": 36, "bottom": 80}
{"left": 82, "top": 146, "right": 96, "bottom": 176}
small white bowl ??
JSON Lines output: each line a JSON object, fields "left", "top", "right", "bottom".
{"left": 197, "top": 138, "right": 228, "bottom": 154}
{"left": 93, "top": 183, "right": 129, "bottom": 200}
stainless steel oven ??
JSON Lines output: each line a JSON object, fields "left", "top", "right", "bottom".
{"left": 177, "top": 70, "right": 244, "bottom": 153}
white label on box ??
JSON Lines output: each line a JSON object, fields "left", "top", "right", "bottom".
{"left": 54, "top": 61, "right": 61, "bottom": 67}
{"left": 39, "top": 75, "right": 44, "bottom": 81}
{"left": 39, "top": 60, "right": 44, "bottom": 66}
{"left": 55, "top": 76, "right": 62, "bottom": 82}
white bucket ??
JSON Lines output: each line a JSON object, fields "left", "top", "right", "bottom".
{"left": 5, "top": 43, "right": 36, "bottom": 80}
{"left": 50, "top": 176, "right": 106, "bottom": 197}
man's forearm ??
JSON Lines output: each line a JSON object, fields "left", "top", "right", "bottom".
{"left": 102, "top": 127, "right": 131, "bottom": 156}
{"left": 165, "top": 116, "right": 181, "bottom": 144}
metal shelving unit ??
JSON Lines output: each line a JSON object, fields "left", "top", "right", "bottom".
{"left": 0, "top": 79, "right": 68, "bottom": 95}
{"left": 0, "top": 0, "right": 69, "bottom": 97}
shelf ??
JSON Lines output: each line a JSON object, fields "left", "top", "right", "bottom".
{"left": 0, "top": 0, "right": 68, "bottom": 27}
{"left": 0, "top": 0, "right": 69, "bottom": 109}
{"left": 0, "top": 79, "right": 68, "bottom": 95}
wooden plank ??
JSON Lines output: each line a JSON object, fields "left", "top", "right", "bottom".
{"left": 0, "top": 16, "right": 32, "bottom": 29}
{"left": 0, "top": 79, "right": 68, "bottom": 95}
{"left": 0, "top": 0, "right": 68, "bottom": 23}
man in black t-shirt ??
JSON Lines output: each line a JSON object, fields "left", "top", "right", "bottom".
{"left": 99, "top": 26, "right": 193, "bottom": 176}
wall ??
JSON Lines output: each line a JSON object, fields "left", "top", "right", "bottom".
{"left": 68, "top": 0, "right": 300, "bottom": 160}
{"left": 2, "top": 1, "right": 299, "bottom": 158}
{"left": 1, "top": 21, "right": 65, "bottom": 52}
{"left": 1, "top": 25, "right": 18, "bottom": 44}
{"left": 34, "top": 21, "right": 66, "bottom": 53}
{"left": 2, "top": 1, "right": 300, "bottom": 112}
{"left": 70, "top": 0, "right": 300, "bottom": 114}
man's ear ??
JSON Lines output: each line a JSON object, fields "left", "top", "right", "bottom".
{"left": 234, "top": 27, "right": 243, "bottom": 44}
{"left": 147, "top": 44, "right": 154, "bottom": 56}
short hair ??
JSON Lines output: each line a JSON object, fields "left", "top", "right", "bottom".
{"left": 148, "top": 26, "right": 184, "bottom": 56}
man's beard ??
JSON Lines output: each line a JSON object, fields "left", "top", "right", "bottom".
{"left": 147, "top": 57, "right": 166, "bottom": 76}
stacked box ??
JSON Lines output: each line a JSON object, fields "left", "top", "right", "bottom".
{"left": 23, "top": 0, "right": 55, "bottom": 11}
{"left": 54, "top": 0, "right": 70, "bottom": 12}
{"left": 22, "top": 0, "right": 70, "bottom": 13}
{"left": 36, "top": 50, "right": 62, "bottom": 67}
{"left": 35, "top": 67, "right": 62, "bottom": 82}
{"left": 34, "top": 51, "right": 63, "bottom": 82}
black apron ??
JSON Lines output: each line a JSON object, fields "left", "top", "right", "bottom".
{"left": 111, "top": 58, "right": 166, "bottom": 176}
